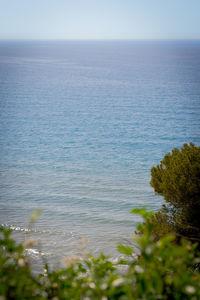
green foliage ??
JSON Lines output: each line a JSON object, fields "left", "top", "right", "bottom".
{"left": 1, "top": 209, "right": 200, "bottom": 299}
{"left": 1, "top": 145, "right": 200, "bottom": 298}
{"left": 29, "top": 208, "right": 42, "bottom": 224}
{"left": 150, "top": 143, "right": 200, "bottom": 243}
{"left": 117, "top": 244, "right": 133, "bottom": 256}
{"left": 0, "top": 227, "right": 41, "bottom": 299}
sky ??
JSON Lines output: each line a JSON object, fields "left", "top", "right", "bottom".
{"left": 0, "top": 0, "right": 200, "bottom": 40}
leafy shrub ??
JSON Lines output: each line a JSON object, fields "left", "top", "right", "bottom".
{"left": 0, "top": 227, "right": 41, "bottom": 299}
{"left": 1, "top": 208, "right": 200, "bottom": 299}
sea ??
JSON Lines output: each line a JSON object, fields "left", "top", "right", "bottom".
{"left": 0, "top": 40, "right": 200, "bottom": 272}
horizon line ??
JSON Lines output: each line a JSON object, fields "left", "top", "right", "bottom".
{"left": 0, "top": 38, "right": 200, "bottom": 42}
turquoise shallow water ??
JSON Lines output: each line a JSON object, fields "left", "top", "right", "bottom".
{"left": 0, "top": 40, "right": 200, "bottom": 269}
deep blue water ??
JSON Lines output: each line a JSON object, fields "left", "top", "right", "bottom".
{"left": 0, "top": 40, "right": 200, "bottom": 268}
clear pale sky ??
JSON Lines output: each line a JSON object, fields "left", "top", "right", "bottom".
{"left": 0, "top": 0, "right": 200, "bottom": 40}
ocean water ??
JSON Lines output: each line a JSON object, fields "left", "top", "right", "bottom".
{"left": 0, "top": 40, "right": 200, "bottom": 270}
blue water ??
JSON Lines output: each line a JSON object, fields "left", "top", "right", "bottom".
{"left": 0, "top": 40, "right": 200, "bottom": 268}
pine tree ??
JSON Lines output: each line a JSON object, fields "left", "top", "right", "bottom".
{"left": 150, "top": 143, "right": 200, "bottom": 244}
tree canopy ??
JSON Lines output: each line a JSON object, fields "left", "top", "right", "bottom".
{"left": 150, "top": 143, "right": 200, "bottom": 243}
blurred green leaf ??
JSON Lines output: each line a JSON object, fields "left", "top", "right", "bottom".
{"left": 29, "top": 208, "right": 42, "bottom": 223}
{"left": 117, "top": 244, "right": 133, "bottom": 255}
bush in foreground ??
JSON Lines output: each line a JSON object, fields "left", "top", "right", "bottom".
{"left": 1, "top": 209, "right": 200, "bottom": 299}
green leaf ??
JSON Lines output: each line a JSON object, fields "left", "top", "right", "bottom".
{"left": 117, "top": 244, "right": 133, "bottom": 255}
{"left": 29, "top": 208, "right": 42, "bottom": 223}
{"left": 131, "top": 207, "right": 154, "bottom": 219}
